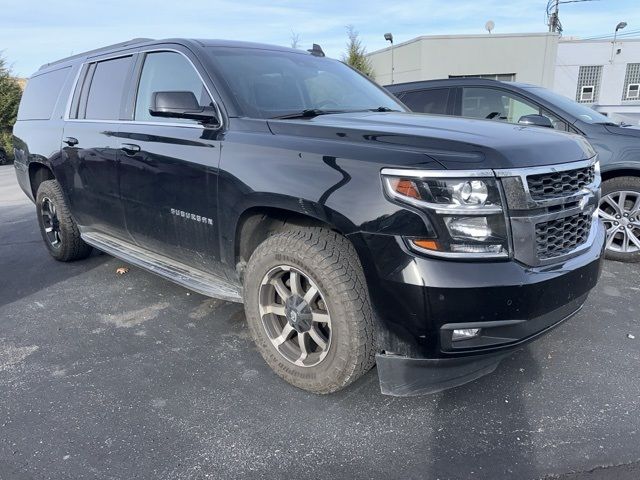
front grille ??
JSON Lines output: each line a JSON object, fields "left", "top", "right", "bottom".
{"left": 527, "top": 165, "right": 595, "bottom": 200}
{"left": 535, "top": 213, "right": 592, "bottom": 260}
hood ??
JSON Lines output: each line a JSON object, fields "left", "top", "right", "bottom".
{"left": 267, "top": 112, "right": 596, "bottom": 169}
{"left": 604, "top": 124, "right": 640, "bottom": 138}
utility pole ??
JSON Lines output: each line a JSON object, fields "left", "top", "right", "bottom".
{"left": 548, "top": 0, "right": 560, "bottom": 33}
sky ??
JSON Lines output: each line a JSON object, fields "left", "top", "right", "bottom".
{"left": 1, "top": 0, "right": 639, "bottom": 77}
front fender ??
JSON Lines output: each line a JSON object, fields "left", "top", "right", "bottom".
{"left": 217, "top": 129, "right": 436, "bottom": 268}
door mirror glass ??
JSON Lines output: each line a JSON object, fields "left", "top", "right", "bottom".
{"left": 518, "top": 114, "right": 554, "bottom": 128}
{"left": 150, "top": 91, "right": 219, "bottom": 125}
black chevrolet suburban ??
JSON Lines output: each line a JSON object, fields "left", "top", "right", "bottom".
{"left": 13, "top": 38, "right": 605, "bottom": 396}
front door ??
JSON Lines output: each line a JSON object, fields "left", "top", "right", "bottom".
{"left": 118, "top": 50, "right": 223, "bottom": 273}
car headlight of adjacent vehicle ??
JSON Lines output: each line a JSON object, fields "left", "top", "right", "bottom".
{"left": 381, "top": 169, "right": 510, "bottom": 259}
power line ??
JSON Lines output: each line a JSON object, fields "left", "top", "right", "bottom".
{"left": 581, "top": 29, "right": 640, "bottom": 41}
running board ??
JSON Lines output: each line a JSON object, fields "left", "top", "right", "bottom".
{"left": 81, "top": 231, "right": 243, "bottom": 303}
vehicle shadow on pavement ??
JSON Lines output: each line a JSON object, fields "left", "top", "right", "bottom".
{"left": 426, "top": 347, "right": 542, "bottom": 480}
{"left": 0, "top": 204, "right": 110, "bottom": 309}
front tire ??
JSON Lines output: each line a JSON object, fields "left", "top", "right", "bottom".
{"left": 36, "top": 180, "right": 93, "bottom": 262}
{"left": 598, "top": 176, "right": 640, "bottom": 263}
{"left": 243, "top": 227, "right": 376, "bottom": 394}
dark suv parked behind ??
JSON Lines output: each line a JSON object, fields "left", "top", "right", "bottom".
{"left": 13, "top": 39, "right": 604, "bottom": 396}
{"left": 387, "top": 78, "right": 640, "bottom": 262}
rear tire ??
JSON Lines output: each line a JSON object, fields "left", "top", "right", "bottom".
{"left": 36, "top": 179, "right": 93, "bottom": 262}
{"left": 243, "top": 227, "right": 376, "bottom": 394}
{"left": 599, "top": 176, "right": 640, "bottom": 263}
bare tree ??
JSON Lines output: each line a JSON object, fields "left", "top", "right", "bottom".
{"left": 342, "top": 25, "right": 374, "bottom": 77}
{"left": 290, "top": 31, "right": 301, "bottom": 49}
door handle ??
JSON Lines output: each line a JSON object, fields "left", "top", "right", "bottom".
{"left": 120, "top": 143, "right": 141, "bottom": 155}
{"left": 63, "top": 136, "right": 78, "bottom": 146}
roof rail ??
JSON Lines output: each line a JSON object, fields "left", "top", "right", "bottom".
{"left": 38, "top": 38, "right": 154, "bottom": 71}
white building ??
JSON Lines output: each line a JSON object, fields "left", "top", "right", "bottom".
{"left": 367, "top": 33, "right": 640, "bottom": 125}
{"left": 554, "top": 38, "right": 640, "bottom": 124}
{"left": 368, "top": 33, "right": 559, "bottom": 88}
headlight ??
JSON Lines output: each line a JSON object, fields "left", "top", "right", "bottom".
{"left": 381, "top": 169, "right": 510, "bottom": 259}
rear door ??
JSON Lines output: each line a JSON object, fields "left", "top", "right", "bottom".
{"left": 62, "top": 54, "right": 136, "bottom": 240}
{"left": 117, "top": 48, "right": 224, "bottom": 273}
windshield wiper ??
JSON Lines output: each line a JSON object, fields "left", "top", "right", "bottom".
{"left": 368, "top": 106, "right": 401, "bottom": 112}
{"left": 273, "top": 107, "right": 402, "bottom": 119}
{"left": 272, "top": 109, "right": 350, "bottom": 119}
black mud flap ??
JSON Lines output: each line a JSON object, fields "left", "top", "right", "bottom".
{"left": 376, "top": 351, "right": 510, "bottom": 396}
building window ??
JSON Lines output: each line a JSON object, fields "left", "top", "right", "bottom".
{"left": 580, "top": 86, "right": 595, "bottom": 102}
{"left": 622, "top": 63, "right": 640, "bottom": 100}
{"left": 575, "top": 66, "right": 602, "bottom": 103}
{"left": 449, "top": 73, "right": 516, "bottom": 82}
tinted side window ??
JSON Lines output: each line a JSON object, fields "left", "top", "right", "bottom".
{"left": 400, "top": 88, "right": 450, "bottom": 115}
{"left": 17, "top": 67, "right": 71, "bottom": 120}
{"left": 84, "top": 56, "right": 133, "bottom": 120}
{"left": 134, "top": 51, "right": 212, "bottom": 123}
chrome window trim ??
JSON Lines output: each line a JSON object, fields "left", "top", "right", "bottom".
{"left": 64, "top": 47, "right": 224, "bottom": 130}
{"left": 63, "top": 118, "right": 208, "bottom": 129}
{"left": 63, "top": 64, "right": 85, "bottom": 121}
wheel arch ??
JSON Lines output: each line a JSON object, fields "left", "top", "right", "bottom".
{"left": 601, "top": 166, "right": 640, "bottom": 182}
{"left": 233, "top": 206, "right": 346, "bottom": 278}
{"left": 28, "top": 162, "right": 56, "bottom": 199}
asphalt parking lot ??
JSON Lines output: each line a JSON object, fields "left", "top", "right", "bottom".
{"left": 1, "top": 164, "right": 639, "bottom": 480}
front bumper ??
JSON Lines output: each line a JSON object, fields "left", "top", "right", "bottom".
{"left": 358, "top": 218, "right": 605, "bottom": 396}
{"left": 376, "top": 293, "right": 585, "bottom": 396}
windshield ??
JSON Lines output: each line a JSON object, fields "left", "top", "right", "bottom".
{"left": 525, "top": 86, "right": 612, "bottom": 124}
{"left": 207, "top": 47, "right": 405, "bottom": 119}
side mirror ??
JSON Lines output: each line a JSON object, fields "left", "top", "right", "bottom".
{"left": 518, "top": 114, "right": 553, "bottom": 128}
{"left": 149, "top": 91, "right": 219, "bottom": 126}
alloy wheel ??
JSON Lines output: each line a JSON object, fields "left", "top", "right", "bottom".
{"left": 41, "top": 196, "right": 62, "bottom": 249}
{"left": 598, "top": 190, "right": 640, "bottom": 254}
{"left": 258, "top": 265, "right": 332, "bottom": 367}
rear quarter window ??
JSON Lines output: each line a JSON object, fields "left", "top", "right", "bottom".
{"left": 17, "top": 67, "right": 71, "bottom": 120}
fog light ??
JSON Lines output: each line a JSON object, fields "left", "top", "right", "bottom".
{"left": 452, "top": 328, "right": 481, "bottom": 341}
